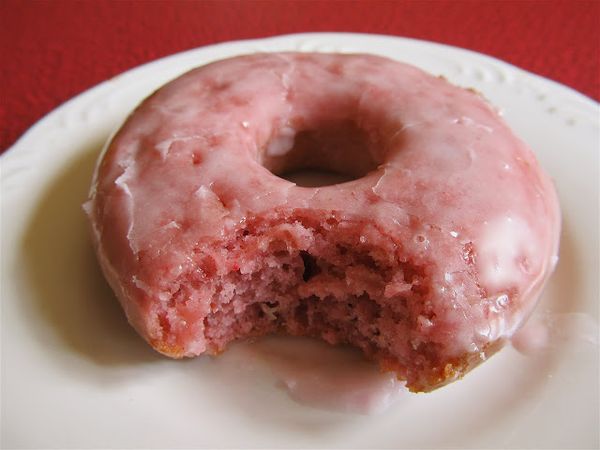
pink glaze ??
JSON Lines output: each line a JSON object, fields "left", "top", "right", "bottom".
{"left": 85, "top": 53, "right": 561, "bottom": 391}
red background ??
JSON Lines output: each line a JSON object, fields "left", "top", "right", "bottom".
{"left": 1, "top": 0, "right": 599, "bottom": 154}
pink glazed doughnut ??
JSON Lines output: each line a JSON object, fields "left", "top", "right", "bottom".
{"left": 85, "top": 53, "right": 560, "bottom": 392}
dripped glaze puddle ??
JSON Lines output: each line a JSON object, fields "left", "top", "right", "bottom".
{"left": 209, "top": 314, "right": 597, "bottom": 416}
{"left": 511, "top": 312, "right": 599, "bottom": 355}
{"left": 213, "top": 336, "right": 408, "bottom": 415}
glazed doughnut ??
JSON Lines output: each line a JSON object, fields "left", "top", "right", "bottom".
{"left": 85, "top": 53, "right": 560, "bottom": 392}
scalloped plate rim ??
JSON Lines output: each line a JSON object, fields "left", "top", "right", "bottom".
{"left": 3, "top": 32, "right": 598, "bottom": 160}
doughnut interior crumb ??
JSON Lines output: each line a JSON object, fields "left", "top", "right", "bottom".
{"left": 148, "top": 211, "right": 471, "bottom": 392}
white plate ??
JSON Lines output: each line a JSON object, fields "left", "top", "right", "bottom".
{"left": 1, "top": 33, "right": 598, "bottom": 449}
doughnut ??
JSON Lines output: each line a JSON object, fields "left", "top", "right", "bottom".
{"left": 85, "top": 53, "right": 560, "bottom": 392}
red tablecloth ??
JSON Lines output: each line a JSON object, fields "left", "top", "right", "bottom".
{"left": 1, "top": 0, "right": 598, "bottom": 153}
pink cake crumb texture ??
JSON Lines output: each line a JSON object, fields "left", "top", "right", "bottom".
{"left": 85, "top": 53, "right": 561, "bottom": 392}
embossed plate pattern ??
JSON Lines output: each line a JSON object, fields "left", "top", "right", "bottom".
{"left": 1, "top": 33, "right": 598, "bottom": 448}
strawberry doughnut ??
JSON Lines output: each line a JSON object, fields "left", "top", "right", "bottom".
{"left": 85, "top": 53, "right": 560, "bottom": 392}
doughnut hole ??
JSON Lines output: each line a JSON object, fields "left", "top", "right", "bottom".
{"left": 261, "top": 119, "right": 384, "bottom": 187}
